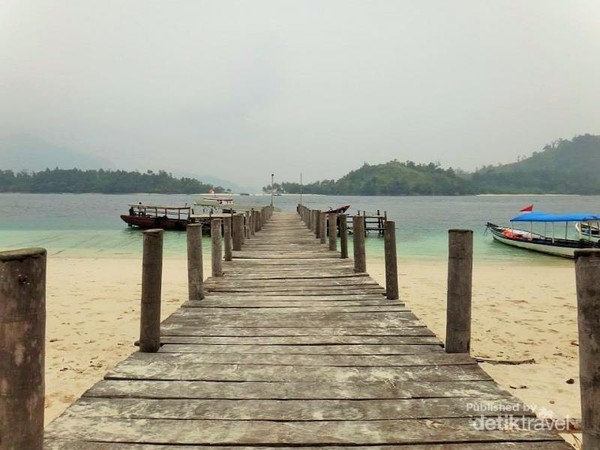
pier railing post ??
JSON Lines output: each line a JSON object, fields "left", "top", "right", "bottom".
{"left": 384, "top": 220, "right": 399, "bottom": 300}
{"left": 574, "top": 249, "right": 600, "bottom": 449}
{"left": 249, "top": 210, "right": 255, "bottom": 236}
{"left": 315, "top": 210, "right": 321, "bottom": 239}
{"left": 445, "top": 229, "right": 473, "bottom": 354}
{"left": 339, "top": 215, "right": 348, "bottom": 259}
{"left": 140, "top": 229, "right": 163, "bottom": 353}
{"left": 233, "top": 214, "right": 244, "bottom": 251}
{"left": 353, "top": 215, "right": 366, "bottom": 272}
{"left": 328, "top": 213, "right": 338, "bottom": 251}
{"left": 223, "top": 216, "right": 233, "bottom": 261}
{"left": 0, "top": 248, "right": 46, "bottom": 450}
{"left": 187, "top": 224, "right": 204, "bottom": 301}
{"left": 211, "top": 218, "right": 223, "bottom": 277}
{"left": 320, "top": 212, "right": 327, "bottom": 244}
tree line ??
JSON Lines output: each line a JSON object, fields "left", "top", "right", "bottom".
{"left": 0, "top": 168, "right": 227, "bottom": 194}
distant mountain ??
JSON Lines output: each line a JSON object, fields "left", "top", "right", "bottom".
{"left": 0, "top": 134, "right": 115, "bottom": 171}
{"left": 174, "top": 172, "right": 254, "bottom": 194}
{"left": 279, "top": 134, "right": 600, "bottom": 195}
{"left": 471, "top": 134, "right": 600, "bottom": 194}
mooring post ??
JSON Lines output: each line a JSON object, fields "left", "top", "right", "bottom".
{"left": 384, "top": 220, "right": 399, "bottom": 300}
{"left": 445, "top": 229, "right": 473, "bottom": 354}
{"left": 320, "top": 212, "right": 327, "bottom": 244}
{"left": 223, "top": 216, "right": 233, "bottom": 261}
{"left": 328, "top": 213, "right": 338, "bottom": 251}
{"left": 315, "top": 210, "right": 322, "bottom": 239}
{"left": 353, "top": 215, "right": 366, "bottom": 272}
{"left": 0, "top": 248, "right": 46, "bottom": 450}
{"left": 140, "top": 229, "right": 163, "bottom": 353}
{"left": 186, "top": 224, "right": 204, "bottom": 301}
{"left": 339, "top": 214, "right": 348, "bottom": 259}
{"left": 574, "top": 249, "right": 600, "bottom": 449}
{"left": 233, "top": 214, "right": 244, "bottom": 251}
{"left": 246, "top": 211, "right": 252, "bottom": 238}
{"left": 249, "top": 210, "right": 255, "bottom": 236}
{"left": 211, "top": 218, "right": 223, "bottom": 277}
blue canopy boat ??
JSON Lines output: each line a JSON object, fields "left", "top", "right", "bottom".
{"left": 486, "top": 212, "right": 600, "bottom": 258}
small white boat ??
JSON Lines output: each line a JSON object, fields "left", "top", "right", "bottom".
{"left": 575, "top": 222, "right": 600, "bottom": 241}
{"left": 487, "top": 212, "right": 600, "bottom": 259}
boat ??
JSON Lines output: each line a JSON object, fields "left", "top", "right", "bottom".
{"left": 201, "top": 196, "right": 234, "bottom": 206}
{"left": 487, "top": 212, "right": 600, "bottom": 258}
{"left": 575, "top": 221, "right": 600, "bottom": 241}
{"left": 120, "top": 204, "right": 192, "bottom": 231}
{"left": 328, "top": 204, "right": 351, "bottom": 214}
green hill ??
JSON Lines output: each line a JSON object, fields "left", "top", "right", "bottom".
{"left": 279, "top": 134, "right": 600, "bottom": 196}
{"left": 471, "top": 134, "right": 600, "bottom": 194}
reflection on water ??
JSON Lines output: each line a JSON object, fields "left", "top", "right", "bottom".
{"left": 0, "top": 192, "right": 592, "bottom": 265}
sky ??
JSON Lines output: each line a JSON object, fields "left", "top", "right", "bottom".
{"left": 1, "top": 1, "right": 599, "bottom": 189}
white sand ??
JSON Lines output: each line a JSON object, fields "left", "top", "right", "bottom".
{"left": 43, "top": 254, "right": 582, "bottom": 447}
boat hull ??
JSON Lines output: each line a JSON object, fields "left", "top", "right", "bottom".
{"left": 486, "top": 222, "right": 597, "bottom": 259}
{"left": 120, "top": 215, "right": 189, "bottom": 231}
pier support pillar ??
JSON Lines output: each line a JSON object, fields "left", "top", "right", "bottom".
{"left": 223, "top": 216, "right": 233, "bottom": 261}
{"left": 186, "top": 224, "right": 204, "bottom": 301}
{"left": 384, "top": 221, "right": 399, "bottom": 300}
{"left": 339, "top": 215, "right": 348, "bottom": 259}
{"left": 320, "top": 212, "right": 327, "bottom": 244}
{"left": 211, "top": 218, "right": 223, "bottom": 277}
{"left": 328, "top": 213, "right": 338, "bottom": 251}
{"left": 445, "top": 229, "right": 473, "bottom": 354}
{"left": 353, "top": 216, "right": 366, "bottom": 272}
{"left": 575, "top": 249, "right": 600, "bottom": 449}
{"left": 0, "top": 248, "right": 46, "bottom": 450}
{"left": 140, "top": 229, "right": 163, "bottom": 353}
{"left": 233, "top": 214, "right": 244, "bottom": 251}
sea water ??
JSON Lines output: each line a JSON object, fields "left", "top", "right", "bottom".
{"left": 0, "top": 193, "right": 596, "bottom": 264}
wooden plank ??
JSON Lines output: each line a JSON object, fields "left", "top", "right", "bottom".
{"left": 44, "top": 417, "right": 566, "bottom": 446}
{"left": 182, "top": 301, "right": 407, "bottom": 309}
{"left": 61, "top": 397, "right": 536, "bottom": 421}
{"left": 43, "top": 442, "right": 576, "bottom": 450}
{"left": 84, "top": 378, "right": 519, "bottom": 400}
{"left": 157, "top": 344, "right": 443, "bottom": 354}
{"left": 158, "top": 335, "right": 443, "bottom": 345}
{"left": 160, "top": 325, "right": 436, "bottom": 337}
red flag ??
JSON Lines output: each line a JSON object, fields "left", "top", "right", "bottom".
{"left": 520, "top": 204, "right": 533, "bottom": 212}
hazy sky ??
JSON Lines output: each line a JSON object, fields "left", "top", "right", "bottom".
{"left": 1, "top": 1, "right": 599, "bottom": 188}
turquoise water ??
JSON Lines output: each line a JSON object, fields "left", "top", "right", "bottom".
{"left": 0, "top": 193, "right": 596, "bottom": 264}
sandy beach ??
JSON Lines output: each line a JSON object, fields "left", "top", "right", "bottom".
{"left": 44, "top": 254, "right": 581, "bottom": 447}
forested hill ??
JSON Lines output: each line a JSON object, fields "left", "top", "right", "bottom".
{"left": 281, "top": 161, "right": 472, "bottom": 195}
{"left": 0, "top": 168, "right": 226, "bottom": 194}
{"left": 471, "top": 134, "right": 600, "bottom": 194}
{"left": 277, "top": 134, "right": 600, "bottom": 195}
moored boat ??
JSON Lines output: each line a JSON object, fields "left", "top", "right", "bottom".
{"left": 121, "top": 204, "right": 192, "bottom": 231}
{"left": 487, "top": 211, "right": 600, "bottom": 258}
{"left": 328, "top": 204, "right": 351, "bottom": 214}
{"left": 575, "top": 221, "right": 600, "bottom": 241}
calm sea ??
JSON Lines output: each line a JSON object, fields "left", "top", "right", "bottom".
{"left": 0, "top": 193, "right": 595, "bottom": 264}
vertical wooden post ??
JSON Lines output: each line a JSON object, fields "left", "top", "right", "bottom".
{"left": 233, "top": 214, "right": 244, "bottom": 251}
{"left": 186, "top": 224, "right": 204, "bottom": 301}
{"left": 315, "top": 210, "right": 321, "bottom": 239}
{"left": 0, "top": 248, "right": 46, "bottom": 450}
{"left": 575, "top": 249, "right": 600, "bottom": 449}
{"left": 339, "top": 215, "right": 348, "bottom": 259}
{"left": 328, "top": 213, "right": 338, "bottom": 251}
{"left": 320, "top": 212, "right": 327, "bottom": 244}
{"left": 445, "top": 229, "right": 473, "bottom": 354}
{"left": 384, "top": 220, "right": 399, "bottom": 300}
{"left": 353, "top": 215, "right": 366, "bottom": 272}
{"left": 140, "top": 229, "right": 163, "bottom": 353}
{"left": 223, "top": 216, "right": 233, "bottom": 261}
{"left": 211, "top": 218, "right": 223, "bottom": 277}
{"left": 249, "top": 210, "right": 255, "bottom": 236}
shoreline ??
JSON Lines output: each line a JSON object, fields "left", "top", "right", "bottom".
{"left": 43, "top": 253, "right": 581, "bottom": 446}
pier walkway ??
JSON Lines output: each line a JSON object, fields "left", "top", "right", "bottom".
{"left": 44, "top": 212, "right": 571, "bottom": 449}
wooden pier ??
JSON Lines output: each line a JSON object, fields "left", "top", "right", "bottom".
{"left": 43, "top": 211, "right": 571, "bottom": 449}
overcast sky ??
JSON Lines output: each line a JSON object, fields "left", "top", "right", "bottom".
{"left": 1, "top": 1, "right": 599, "bottom": 189}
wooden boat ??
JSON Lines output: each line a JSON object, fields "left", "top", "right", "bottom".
{"left": 328, "top": 204, "right": 351, "bottom": 214}
{"left": 120, "top": 204, "right": 192, "bottom": 231}
{"left": 575, "top": 221, "right": 600, "bottom": 241}
{"left": 486, "top": 211, "right": 600, "bottom": 258}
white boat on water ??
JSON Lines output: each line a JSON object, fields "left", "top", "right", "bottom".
{"left": 575, "top": 221, "right": 600, "bottom": 241}
{"left": 487, "top": 212, "right": 600, "bottom": 259}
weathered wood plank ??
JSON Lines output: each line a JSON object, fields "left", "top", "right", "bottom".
{"left": 158, "top": 335, "right": 443, "bottom": 345}
{"left": 61, "top": 397, "right": 535, "bottom": 420}
{"left": 84, "top": 379, "right": 517, "bottom": 400}
{"left": 157, "top": 344, "right": 443, "bottom": 354}
{"left": 44, "top": 417, "right": 566, "bottom": 445}
{"left": 160, "top": 325, "right": 436, "bottom": 336}
{"left": 43, "top": 442, "right": 576, "bottom": 450}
